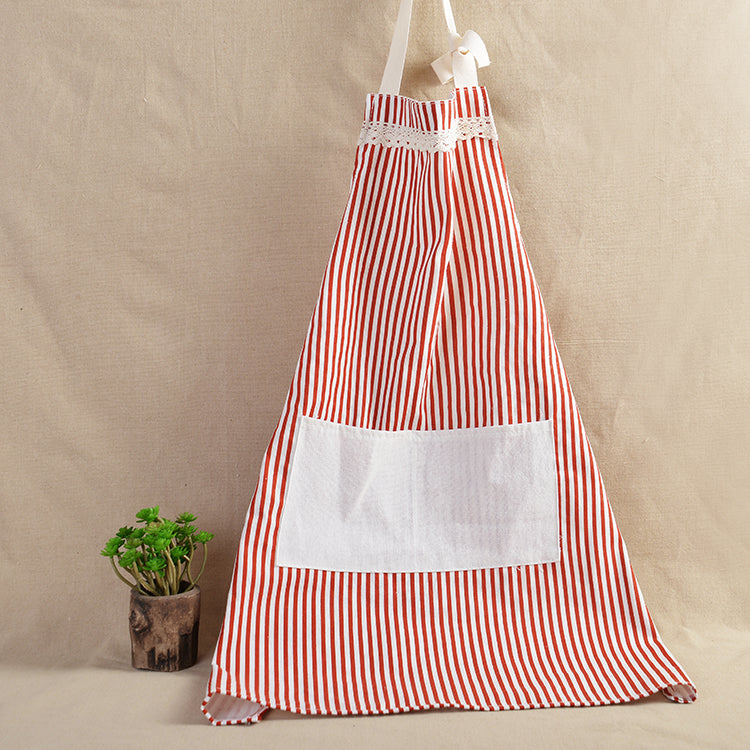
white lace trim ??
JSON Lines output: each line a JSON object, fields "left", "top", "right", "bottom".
{"left": 358, "top": 115, "right": 498, "bottom": 152}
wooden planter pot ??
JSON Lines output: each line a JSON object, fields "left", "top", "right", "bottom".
{"left": 129, "top": 585, "right": 201, "bottom": 671}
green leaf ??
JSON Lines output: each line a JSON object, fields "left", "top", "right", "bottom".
{"left": 116, "top": 526, "right": 134, "bottom": 539}
{"left": 195, "top": 531, "right": 215, "bottom": 545}
{"left": 141, "top": 529, "right": 158, "bottom": 545}
{"left": 101, "top": 537, "right": 122, "bottom": 557}
{"left": 143, "top": 556, "right": 167, "bottom": 572}
{"left": 150, "top": 537, "right": 170, "bottom": 553}
{"left": 158, "top": 520, "right": 179, "bottom": 537}
{"left": 170, "top": 545, "right": 189, "bottom": 561}
{"left": 135, "top": 506, "right": 160, "bottom": 524}
{"left": 176, "top": 512, "right": 197, "bottom": 524}
{"left": 119, "top": 549, "right": 141, "bottom": 568}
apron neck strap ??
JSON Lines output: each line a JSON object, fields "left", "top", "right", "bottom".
{"left": 378, "top": 0, "right": 490, "bottom": 96}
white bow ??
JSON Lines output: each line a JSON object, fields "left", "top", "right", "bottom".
{"left": 431, "top": 30, "right": 490, "bottom": 87}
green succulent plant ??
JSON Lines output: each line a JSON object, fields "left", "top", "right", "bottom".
{"left": 101, "top": 506, "right": 214, "bottom": 596}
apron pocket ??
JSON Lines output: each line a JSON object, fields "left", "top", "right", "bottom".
{"left": 275, "top": 416, "right": 560, "bottom": 572}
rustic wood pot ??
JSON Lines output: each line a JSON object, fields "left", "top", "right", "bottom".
{"left": 129, "top": 585, "right": 200, "bottom": 671}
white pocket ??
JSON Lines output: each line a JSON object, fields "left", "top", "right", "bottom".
{"left": 275, "top": 416, "right": 560, "bottom": 572}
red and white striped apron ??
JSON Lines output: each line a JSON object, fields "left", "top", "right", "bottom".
{"left": 202, "top": 0, "right": 696, "bottom": 724}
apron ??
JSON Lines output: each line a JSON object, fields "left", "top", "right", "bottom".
{"left": 202, "top": 0, "right": 696, "bottom": 724}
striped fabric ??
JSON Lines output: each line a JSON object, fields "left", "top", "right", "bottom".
{"left": 202, "top": 86, "right": 695, "bottom": 725}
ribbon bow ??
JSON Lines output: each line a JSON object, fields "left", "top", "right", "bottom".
{"left": 431, "top": 30, "right": 490, "bottom": 87}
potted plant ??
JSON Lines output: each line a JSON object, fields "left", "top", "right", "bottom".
{"left": 101, "top": 506, "right": 214, "bottom": 671}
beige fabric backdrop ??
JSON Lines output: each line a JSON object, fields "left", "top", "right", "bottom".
{"left": 1, "top": 1, "right": 748, "bottom": 747}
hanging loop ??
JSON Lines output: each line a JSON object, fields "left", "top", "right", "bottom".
{"left": 379, "top": 0, "right": 490, "bottom": 95}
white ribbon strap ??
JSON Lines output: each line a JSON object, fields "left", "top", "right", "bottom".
{"left": 379, "top": 0, "right": 414, "bottom": 96}
{"left": 431, "top": 29, "right": 490, "bottom": 87}
{"left": 379, "top": 0, "right": 490, "bottom": 95}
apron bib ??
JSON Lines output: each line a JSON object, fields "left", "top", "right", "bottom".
{"left": 202, "top": 0, "right": 695, "bottom": 724}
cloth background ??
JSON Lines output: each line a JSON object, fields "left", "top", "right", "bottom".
{"left": 1, "top": 1, "right": 747, "bottom": 747}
